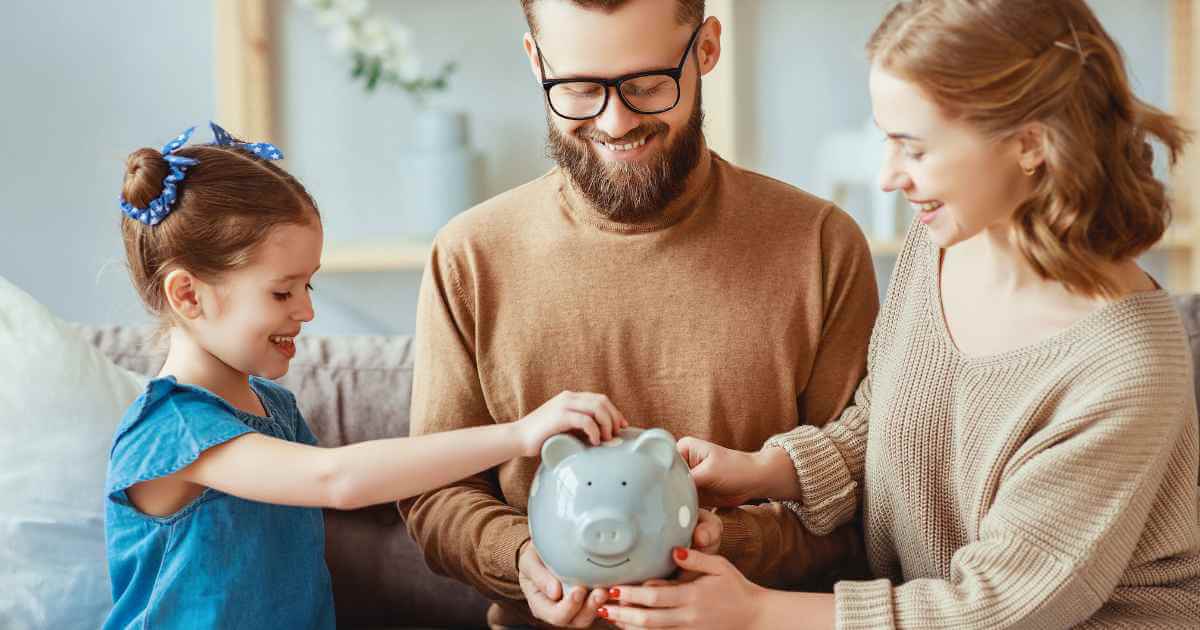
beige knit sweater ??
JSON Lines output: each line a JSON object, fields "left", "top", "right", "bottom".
{"left": 767, "top": 221, "right": 1200, "bottom": 629}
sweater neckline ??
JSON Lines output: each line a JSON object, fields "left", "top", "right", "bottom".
{"left": 922, "top": 229, "right": 1170, "bottom": 366}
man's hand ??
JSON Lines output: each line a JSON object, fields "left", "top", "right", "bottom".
{"left": 676, "top": 437, "right": 767, "bottom": 507}
{"left": 518, "top": 540, "right": 607, "bottom": 627}
{"left": 676, "top": 507, "right": 723, "bottom": 583}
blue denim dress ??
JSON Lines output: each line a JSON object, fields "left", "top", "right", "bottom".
{"left": 103, "top": 376, "right": 335, "bottom": 629}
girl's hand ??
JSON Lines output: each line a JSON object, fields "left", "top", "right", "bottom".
{"left": 599, "top": 547, "right": 766, "bottom": 630}
{"left": 516, "top": 391, "right": 629, "bottom": 457}
{"left": 676, "top": 437, "right": 765, "bottom": 507}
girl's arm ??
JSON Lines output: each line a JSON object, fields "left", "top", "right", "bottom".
{"left": 179, "top": 390, "right": 627, "bottom": 510}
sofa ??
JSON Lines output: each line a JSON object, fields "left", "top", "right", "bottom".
{"left": 78, "top": 325, "right": 493, "bottom": 628}
{"left": 78, "top": 294, "right": 1200, "bottom": 627}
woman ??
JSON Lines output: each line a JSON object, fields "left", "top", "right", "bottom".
{"left": 597, "top": 1, "right": 1200, "bottom": 627}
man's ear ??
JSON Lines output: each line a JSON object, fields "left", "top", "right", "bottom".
{"left": 523, "top": 32, "right": 542, "bottom": 82}
{"left": 696, "top": 17, "right": 723, "bottom": 77}
{"left": 162, "top": 269, "right": 204, "bottom": 320}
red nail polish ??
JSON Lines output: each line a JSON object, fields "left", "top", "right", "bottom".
{"left": 598, "top": 607, "right": 609, "bottom": 619}
{"left": 674, "top": 547, "right": 688, "bottom": 561}
{"left": 609, "top": 587, "right": 620, "bottom": 599}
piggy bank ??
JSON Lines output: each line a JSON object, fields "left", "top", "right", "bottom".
{"left": 528, "top": 427, "right": 699, "bottom": 588}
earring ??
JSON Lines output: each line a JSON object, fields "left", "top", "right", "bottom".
{"left": 1022, "top": 164, "right": 1039, "bottom": 176}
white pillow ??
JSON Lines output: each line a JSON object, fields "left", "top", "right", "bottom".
{"left": 0, "top": 276, "right": 147, "bottom": 630}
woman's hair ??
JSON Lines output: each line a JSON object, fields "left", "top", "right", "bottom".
{"left": 868, "top": 0, "right": 1189, "bottom": 296}
{"left": 120, "top": 141, "right": 320, "bottom": 325}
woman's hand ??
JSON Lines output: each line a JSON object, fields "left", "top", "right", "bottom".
{"left": 676, "top": 437, "right": 767, "bottom": 507}
{"left": 599, "top": 547, "right": 767, "bottom": 630}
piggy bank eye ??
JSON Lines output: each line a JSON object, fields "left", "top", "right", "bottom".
{"left": 587, "top": 481, "right": 592, "bottom": 487}
{"left": 621, "top": 481, "right": 627, "bottom": 486}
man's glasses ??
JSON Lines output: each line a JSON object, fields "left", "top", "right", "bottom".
{"left": 535, "top": 22, "right": 704, "bottom": 121}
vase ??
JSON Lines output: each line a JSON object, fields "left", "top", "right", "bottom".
{"left": 399, "top": 109, "right": 483, "bottom": 237}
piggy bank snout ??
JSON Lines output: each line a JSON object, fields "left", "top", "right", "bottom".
{"left": 578, "top": 511, "right": 637, "bottom": 557}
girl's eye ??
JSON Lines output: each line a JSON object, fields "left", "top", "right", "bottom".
{"left": 305, "top": 283, "right": 314, "bottom": 292}
{"left": 272, "top": 292, "right": 291, "bottom": 301}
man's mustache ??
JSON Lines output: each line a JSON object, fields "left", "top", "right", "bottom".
{"left": 576, "top": 123, "right": 668, "bottom": 146}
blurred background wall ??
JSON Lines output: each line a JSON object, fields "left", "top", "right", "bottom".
{"left": 0, "top": 0, "right": 1174, "bottom": 334}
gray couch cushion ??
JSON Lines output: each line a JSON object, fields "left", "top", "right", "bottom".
{"left": 1174, "top": 295, "right": 1200, "bottom": 412}
{"left": 1173, "top": 295, "right": 1200, "bottom": 487}
{"left": 76, "top": 325, "right": 488, "bottom": 628}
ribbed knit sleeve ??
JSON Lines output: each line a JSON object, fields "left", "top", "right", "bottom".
{"left": 762, "top": 217, "right": 924, "bottom": 536}
{"left": 762, "top": 374, "right": 871, "bottom": 536}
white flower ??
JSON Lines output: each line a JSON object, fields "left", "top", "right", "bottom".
{"left": 383, "top": 48, "right": 423, "bottom": 80}
{"left": 390, "top": 23, "right": 412, "bottom": 49}
{"left": 298, "top": 0, "right": 450, "bottom": 96}
{"left": 358, "top": 17, "right": 393, "bottom": 57}
{"left": 313, "top": 9, "right": 342, "bottom": 28}
{"left": 329, "top": 23, "right": 358, "bottom": 53}
{"left": 398, "top": 53, "right": 424, "bottom": 82}
{"left": 331, "top": 0, "right": 368, "bottom": 19}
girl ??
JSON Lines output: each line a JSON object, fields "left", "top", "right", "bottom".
{"left": 599, "top": 1, "right": 1200, "bottom": 628}
{"left": 104, "top": 123, "right": 628, "bottom": 629}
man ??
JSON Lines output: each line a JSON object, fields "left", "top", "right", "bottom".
{"left": 399, "top": 0, "right": 880, "bottom": 627}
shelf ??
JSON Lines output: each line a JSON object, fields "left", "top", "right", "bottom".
{"left": 867, "top": 239, "right": 903, "bottom": 255}
{"left": 319, "top": 225, "right": 1197, "bottom": 274}
{"left": 1160, "top": 222, "right": 1197, "bottom": 250}
{"left": 321, "top": 240, "right": 431, "bottom": 273}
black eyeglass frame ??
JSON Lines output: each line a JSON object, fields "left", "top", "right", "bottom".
{"left": 535, "top": 21, "right": 705, "bottom": 121}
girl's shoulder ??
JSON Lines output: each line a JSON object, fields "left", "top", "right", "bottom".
{"left": 106, "top": 376, "right": 255, "bottom": 498}
{"left": 112, "top": 376, "right": 250, "bottom": 442}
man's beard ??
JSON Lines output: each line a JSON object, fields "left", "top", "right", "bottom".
{"left": 546, "top": 91, "right": 705, "bottom": 223}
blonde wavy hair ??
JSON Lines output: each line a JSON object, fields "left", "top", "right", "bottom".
{"left": 868, "top": 0, "right": 1189, "bottom": 297}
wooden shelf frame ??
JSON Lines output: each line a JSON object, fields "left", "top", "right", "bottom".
{"left": 214, "top": 0, "right": 276, "bottom": 143}
{"left": 1171, "top": 0, "right": 1200, "bottom": 292}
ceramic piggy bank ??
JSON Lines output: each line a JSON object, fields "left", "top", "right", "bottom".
{"left": 528, "top": 427, "right": 699, "bottom": 588}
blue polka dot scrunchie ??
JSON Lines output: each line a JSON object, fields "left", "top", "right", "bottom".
{"left": 119, "top": 121, "right": 284, "bottom": 226}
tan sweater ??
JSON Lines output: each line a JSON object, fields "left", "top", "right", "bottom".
{"left": 766, "top": 221, "right": 1200, "bottom": 628}
{"left": 398, "top": 152, "right": 880, "bottom": 613}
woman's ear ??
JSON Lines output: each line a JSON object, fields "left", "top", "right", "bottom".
{"left": 1015, "top": 122, "right": 1047, "bottom": 172}
{"left": 162, "top": 269, "right": 203, "bottom": 320}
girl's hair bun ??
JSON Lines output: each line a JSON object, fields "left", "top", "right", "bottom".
{"left": 121, "top": 148, "right": 168, "bottom": 209}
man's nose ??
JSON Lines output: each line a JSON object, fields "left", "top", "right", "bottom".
{"left": 592, "top": 88, "right": 641, "bottom": 142}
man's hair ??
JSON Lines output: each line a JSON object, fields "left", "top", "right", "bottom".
{"left": 520, "top": 0, "right": 704, "bottom": 38}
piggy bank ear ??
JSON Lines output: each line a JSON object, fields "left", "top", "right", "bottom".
{"left": 541, "top": 433, "right": 587, "bottom": 469}
{"left": 633, "top": 428, "right": 677, "bottom": 470}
